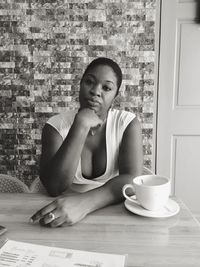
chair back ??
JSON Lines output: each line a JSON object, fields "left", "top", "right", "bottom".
{"left": 0, "top": 174, "right": 29, "bottom": 193}
{"left": 29, "top": 177, "right": 47, "bottom": 194}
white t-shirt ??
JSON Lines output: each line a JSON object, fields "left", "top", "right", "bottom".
{"left": 46, "top": 109, "right": 136, "bottom": 192}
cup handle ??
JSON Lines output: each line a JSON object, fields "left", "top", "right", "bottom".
{"left": 122, "top": 184, "right": 138, "bottom": 204}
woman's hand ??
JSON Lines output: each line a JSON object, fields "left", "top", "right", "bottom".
{"left": 30, "top": 194, "right": 91, "bottom": 227}
{"left": 75, "top": 108, "right": 103, "bottom": 129}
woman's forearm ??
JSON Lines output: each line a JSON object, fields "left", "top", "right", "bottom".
{"left": 41, "top": 119, "right": 90, "bottom": 196}
{"left": 84, "top": 174, "right": 135, "bottom": 214}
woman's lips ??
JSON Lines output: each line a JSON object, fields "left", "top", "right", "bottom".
{"left": 87, "top": 98, "right": 101, "bottom": 107}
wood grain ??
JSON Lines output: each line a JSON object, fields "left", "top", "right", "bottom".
{"left": 0, "top": 194, "right": 200, "bottom": 267}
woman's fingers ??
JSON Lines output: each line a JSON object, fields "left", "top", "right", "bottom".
{"left": 39, "top": 209, "right": 59, "bottom": 225}
{"left": 49, "top": 214, "right": 77, "bottom": 227}
{"left": 39, "top": 213, "right": 73, "bottom": 228}
{"left": 30, "top": 194, "right": 88, "bottom": 227}
{"left": 30, "top": 202, "right": 56, "bottom": 223}
{"left": 49, "top": 216, "right": 66, "bottom": 227}
{"left": 39, "top": 211, "right": 81, "bottom": 227}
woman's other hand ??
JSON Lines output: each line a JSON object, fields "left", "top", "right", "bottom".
{"left": 30, "top": 193, "right": 91, "bottom": 227}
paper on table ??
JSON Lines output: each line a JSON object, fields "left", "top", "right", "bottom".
{"left": 0, "top": 240, "right": 126, "bottom": 267}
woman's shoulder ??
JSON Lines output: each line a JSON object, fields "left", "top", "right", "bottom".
{"left": 106, "top": 109, "right": 137, "bottom": 144}
{"left": 45, "top": 110, "right": 77, "bottom": 139}
{"left": 109, "top": 109, "right": 136, "bottom": 123}
{"left": 47, "top": 110, "right": 77, "bottom": 125}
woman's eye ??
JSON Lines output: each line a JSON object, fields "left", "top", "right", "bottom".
{"left": 85, "top": 78, "right": 94, "bottom": 85}
{"left": 103, "top": 86, "right": 111, "bottom": 91}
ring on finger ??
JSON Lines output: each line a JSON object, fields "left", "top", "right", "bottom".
{"left": 48, "top": 212, "right": 55, "bottom": 221}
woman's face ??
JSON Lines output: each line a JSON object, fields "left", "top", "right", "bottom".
{"left": 79, "top": 64, "right": 118, "bottom": 118}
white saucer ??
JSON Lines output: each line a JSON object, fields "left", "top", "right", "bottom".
{"left": 124, "top": 197, "right": 180, "bottom": 218}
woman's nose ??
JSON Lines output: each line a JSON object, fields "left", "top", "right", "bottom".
{"left": 91, "top": 84, "right": 101, "bottom": 97}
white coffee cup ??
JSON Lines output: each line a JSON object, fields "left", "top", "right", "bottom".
{"left": 123, "top": 175, "right": 171, "bottom": 211}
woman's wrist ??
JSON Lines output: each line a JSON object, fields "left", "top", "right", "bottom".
{"left": 82, "top": 186, "right": 114, "bottom": 214}
{"left": 73, "top": 114, "right": 90, "bottom": 133}
{"left": 83, "top": 175, "right": 134, "bottom": 214}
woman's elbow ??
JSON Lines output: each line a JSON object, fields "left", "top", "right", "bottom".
{"left": 40, "top": 175, "right": 71, "bottom": 197}
{"left": 45, "top": 186, "right": 60, "bottom": 197}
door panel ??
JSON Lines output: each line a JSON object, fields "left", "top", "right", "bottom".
{"left": 157, "top": 0, "right": 200, "bottom": 212}
{"left": 177, "top": 22, "right": 200, "bottom": 106}
{"left": 173, "top": 136, "right": 200, "bottom": 212}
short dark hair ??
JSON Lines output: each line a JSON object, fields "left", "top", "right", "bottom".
{"left": 81, "top": 57, "right": 122, "bottom": 94}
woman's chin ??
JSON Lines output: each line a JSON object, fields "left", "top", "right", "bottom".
{"left": 88, "top": 105, "right": 100, "bottom": 114}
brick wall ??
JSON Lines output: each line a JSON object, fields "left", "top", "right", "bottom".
{"left": 0, "top": 0, "right": 156, "bottom": 186}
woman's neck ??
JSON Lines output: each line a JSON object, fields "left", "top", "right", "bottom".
{"left": 89, "top": 119, "right": 106, "bottom": 136}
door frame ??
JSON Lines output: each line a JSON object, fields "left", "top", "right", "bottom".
{"left": 152, "top": 0, "right": 161, "bottom": 173}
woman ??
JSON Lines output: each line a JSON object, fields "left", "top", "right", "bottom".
{"left": 30, "top": 57, "right": 143, "bottom": 226}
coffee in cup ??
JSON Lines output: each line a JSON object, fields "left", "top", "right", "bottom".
{"left": 123, "top": 175, "right": 171, "bottom": 211}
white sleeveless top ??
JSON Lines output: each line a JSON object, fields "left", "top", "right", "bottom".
{"left": 47, "top": 109, "right": 135, "bottom": 192}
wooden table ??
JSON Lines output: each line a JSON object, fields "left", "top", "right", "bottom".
{"left": 0, "top": 194, "right": 200, "bottom": 267}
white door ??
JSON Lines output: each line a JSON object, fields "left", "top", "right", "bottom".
{"left": 157, "top": 0, "right": 200, "bottom": 212}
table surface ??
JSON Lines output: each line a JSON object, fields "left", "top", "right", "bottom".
{"left": 0, "top": 193, "right": 200, "bottom": 267}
